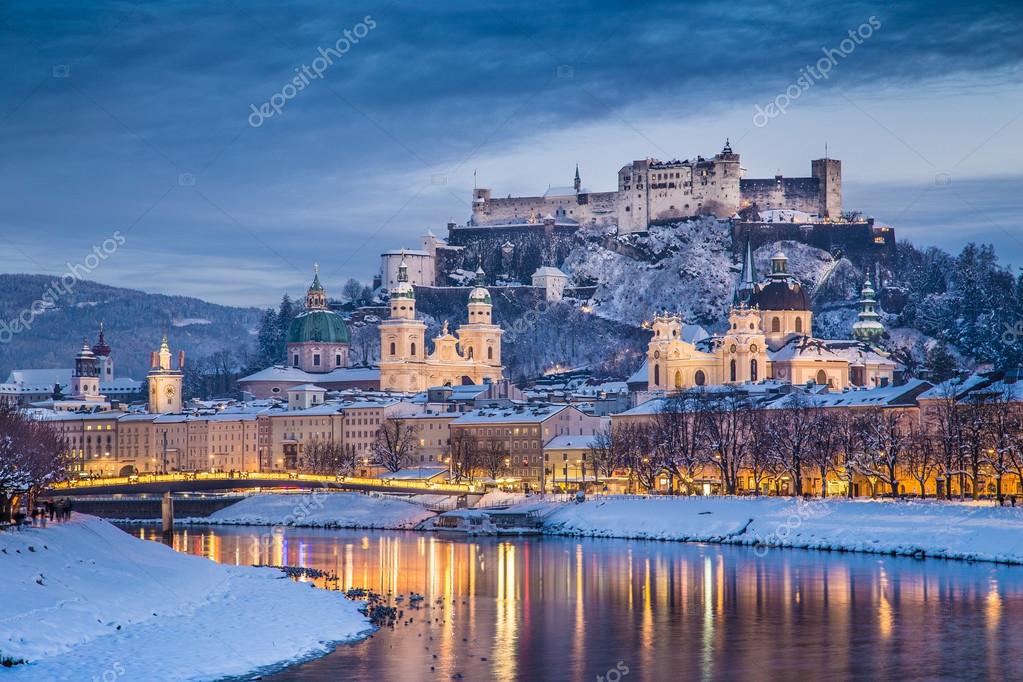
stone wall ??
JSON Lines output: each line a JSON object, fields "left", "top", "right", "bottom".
{"left": 732, "top": 219, "right": 895, "bottom": 266}
{"left": 444, "top": 223, "right": 581, "bottom": 284}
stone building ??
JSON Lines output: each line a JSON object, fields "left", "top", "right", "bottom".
{"left": 378, "top": 259, "right": 504, "bottom": 392}
{"left": 470, "top": 141, "right": 843, "bottom": 235}
{"left": 646, "top": 246, "right": 894, "bottom": 391}
{"left": 147, "top": 335, "right": 183, "bottom": 414}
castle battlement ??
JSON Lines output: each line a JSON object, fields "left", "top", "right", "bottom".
{"left": 471, "top": 141, "right": 841, "bottom": 235}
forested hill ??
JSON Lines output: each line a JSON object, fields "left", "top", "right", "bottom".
{"left": 0, "top": 275, "right": 261, "bottom": 381}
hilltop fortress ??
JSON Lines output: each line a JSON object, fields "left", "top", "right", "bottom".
{"left": 471, "top": 141, "right": 842, "bottom": 234}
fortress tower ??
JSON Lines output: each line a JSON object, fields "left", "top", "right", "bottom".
{"left": 811, "top": 158, "right": 842, "bottom": 218}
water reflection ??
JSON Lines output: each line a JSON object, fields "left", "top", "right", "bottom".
{"left": 132, "top": 526, "right": 1022, "bottom": 681}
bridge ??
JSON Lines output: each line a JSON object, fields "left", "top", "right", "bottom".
{"left": 48, "top": 472, "right": 480, "bottom": 497}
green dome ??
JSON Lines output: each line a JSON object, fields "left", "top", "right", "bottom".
{"left": 288, "top": 310, "right": 350, "bottom": 344}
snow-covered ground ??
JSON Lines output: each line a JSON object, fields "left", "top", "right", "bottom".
{"left": 0, "top": 515, "right": 369, "bottom": 681}
{"left": 538, "top": 496, "right": 1023, "bottom": 564}
{"left": 197, "top": 491, "right": 435, "bottom": 529}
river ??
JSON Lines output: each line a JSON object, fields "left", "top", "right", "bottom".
{"left": 126, "top": 524, "right": 1023, "bottom": 681}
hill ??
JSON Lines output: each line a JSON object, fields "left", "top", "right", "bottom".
{"left": 0, "top": 274, "right": 261, "bottom": 380}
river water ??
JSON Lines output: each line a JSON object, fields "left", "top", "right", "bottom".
{"left": 127, "top": 524, "right": 1023, "bottom": 681}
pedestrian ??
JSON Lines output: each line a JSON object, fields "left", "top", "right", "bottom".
{"left": 65, "top": 498, "right": 73, "bottom": 520}
{"left": 46, "top": 500, "right": 54, "bottom": 521}
{"left": 30, "top": 506, "right": 40, "bottom": 526}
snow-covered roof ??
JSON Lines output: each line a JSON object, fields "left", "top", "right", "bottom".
{"left": 287, "top": 383, "right": 327, "bottom": 393}
{"left": 3, "top": 369, "right": 142, "bottom": 391}
{"left": 451, "top": 404, "right": 572, "bottom": 425}
{"left": 544, "top": 434, "right": 600, "bottom": 450}
{"left": 239, "top": 366, "right": 380, "bottom": 383}
{"left": 627, "top": 360, "right": 649, "bottom": 385}
{"left": 532, "top": 266, "right": 569, "bottom": 279}
{"left": 544, "top": 185, "right": 587, "bottom": 197}
{"left": 765, "top": 379, "right": 931, "bottom": 409}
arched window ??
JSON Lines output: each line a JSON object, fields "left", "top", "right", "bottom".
{"left": 771, "top": 317, "right": 781, "bottom": 333}
{"left": 410, "top": 342, "right": 416, "bottom": 357}
{"left": 750, "top": 359, "right": 758, "bottom": 382}
{"left": 467, "top": 347, "right": 473, "bottom": 359}
{"left": 654, "top": 364, "right": 661, "bottom": 386}
{"left": 795, "top": 317, "right": 803, "bottom": 333}
{"left": 694, "top": 370, "right": 706, "bottom": 386}
{"left": 816, "top": 369, "right": 827, "bottom": 385}
{"left": 487, "top": 346, "right": 494, "bottom": 360}
{"left": 389, "top": 342, "right": 396, "bottom": 356}
{"left": 674, "top": 371, "right": 683, "bottom": 389}
{"left": 729, "top": 359, "right": 737, "bottom": 382}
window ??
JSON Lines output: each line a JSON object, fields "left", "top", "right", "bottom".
{"left": 730, "top": 359, "right": 737, "bottom": 382}
{"left": 411, "top": 342, "right": 417, "bottom": 357}
{"left": 389, "top": 342, "right": 396, "bottom": 356}
{"left": 335, "top": 353, "right": 342, "bottom": 366}
{"left": 487, "top": 347, "right": 493, "bottom": 360}
{"left": 694, "top": 370, "right": 706, "bottom": 386}
{"left": 795, "top": 317, "right": 803, "bottom": 333}
{"left": 674, "top": 371, "right": 683, "bottom": 389}
{"left": 467, "top": 347, "right": 473, "bottom": 359}
{"left": 771, "top": 317, "right": 781, "bottom": 333}
{"left": 313, "top": 354, "right": 320, "bottom": 366}
{"left": 816, "top": 370, "right": 827, "bottom": 385}
{"left": 750, "top": 359, "right": 758, "bottom": 382}
{"left": 654, "top": 364, "right": 660, "bottom": 386}
{"left": 292, "top": 354, "right": 299, "bottom": 367}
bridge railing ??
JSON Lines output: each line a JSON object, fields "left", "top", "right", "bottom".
{"left": 50, "top": 471, "right": 478, "bottom": 494}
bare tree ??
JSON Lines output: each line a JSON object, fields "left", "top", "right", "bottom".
{"left": 806, "top": 406, "right": 842, "bottom": 498}
{"left": 448, "top": 430, "right": 479, "bottom": 482}
{"left": 833, "top": 411, "right": 868, "bottom": 497}
{"left": 303, "top": 438, "right": 354, "bottom": 477}
{"left": 0, "top": 400, "right": 69, "bottom": 519}
{"left": 767, "top": 394, "right": 816, "bottom": 496}
{"left": 588, "top": 423, "right": 630, "bottom": 483}
{"left": 342, "top": 278, "right": 364, "bottom": 304}
{"left": 904, "top": 424, "right": 939, "bottom": 497}
{"left": 958, "top": 398, "right": 992, "bottom": 499}
{"left": 478, "top": 439, "right": 510, "bottom": 480}
{"left": 929, "top": 379, "right": 965, "bottom": 499}
{"left": 745, "top": 408, "right": 776, "bottom": 495}
{"left": 856, "top": 408, "right": 912, "bottom": 497}
{"left": 653, "top": 393, "right": 704, "bottom": 494}
{"left": 701, "top": 389, "right": 751, "bottom": 495}
{"left": 981, "top": 386, "right": 1017, "bottom": 504}
{"left": 371, "top": 418, "right": 419, "bottom": 473}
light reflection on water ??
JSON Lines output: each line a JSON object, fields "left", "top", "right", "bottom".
{"left": 131, "top": 525, "right": 1023, "bottom": 682}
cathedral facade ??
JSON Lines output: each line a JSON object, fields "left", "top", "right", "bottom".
{"left": 647, "top": 245, "right": 895, "bottom": 392}
{"left": 379, "top": 258, "right": 504, "bottom": 392}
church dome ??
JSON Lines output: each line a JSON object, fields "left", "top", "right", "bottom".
{"left": 751, "top": 280, "right": 810, "bottom": 311}
{"left": 288, "top": 309, "right": 350, "bottom": 344}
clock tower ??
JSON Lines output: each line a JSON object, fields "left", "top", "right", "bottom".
{"left": 147, "top": 334, "right": 184, "bottom": 414}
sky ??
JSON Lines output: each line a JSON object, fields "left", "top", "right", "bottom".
{"left": 1, "top": 0, "right": 1021, "bottom": 308}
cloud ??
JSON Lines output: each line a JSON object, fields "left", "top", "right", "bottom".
{"left": 0, "top": 0, "right": 1021, "bottom": 305}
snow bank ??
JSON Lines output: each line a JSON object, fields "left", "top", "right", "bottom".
{"left": 540, "top": 496, "right": 1023, "bottom": 564}
{"left": 200, "top": 491, "right": 435, "bottom": 529}
{"left": 0, "top": 516, "right": 369, "bottom": 681}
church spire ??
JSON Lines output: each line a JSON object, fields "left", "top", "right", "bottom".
{"left": 574, "top": 164, "right": 581, "bottom": 192}
{"left": 734, "top": 235, "right": 757, "bottom": 305}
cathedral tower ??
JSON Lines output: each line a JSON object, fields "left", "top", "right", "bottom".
{"left": 379, "top": 255, "right": 428, "bottom": 391}
{"left": 457, "top": 265, "right": 502, "bottom": 366}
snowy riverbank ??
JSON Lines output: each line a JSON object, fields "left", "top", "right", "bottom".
{"left": 194, "top": 491, "right": 435, "bottom": 529}
{"left": 0, "top": 516, "right": 370, "bottom": 681}
{"left": 537, "top": 496, "right": 1023, "bottom": 564}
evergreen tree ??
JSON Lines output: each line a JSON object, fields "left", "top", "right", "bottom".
{"left": 923, "top": 342, "right": 958, "bottom": 383}
{"left": 255, "top": 308, "right": 280, "bottom": 366}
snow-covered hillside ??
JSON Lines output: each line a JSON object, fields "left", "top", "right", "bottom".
{"left": 0, "top": 516, "right": 369, "bottom": 681}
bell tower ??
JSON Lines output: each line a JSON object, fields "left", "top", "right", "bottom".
{"left": 457, "top": 265, "right": 503, "bottom": 367}
{"left": 378, "top": 254, "right": 428, "bottom": 391}
{"left": 148, "top": 334, "right": 184, "bottom": 413}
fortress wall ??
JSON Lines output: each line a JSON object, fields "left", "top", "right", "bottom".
{"left": 444, "top": 224, "right": 580, "bottom": 284}
{"left": 740, "top": 177, "right": 823, "bottom": 214}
